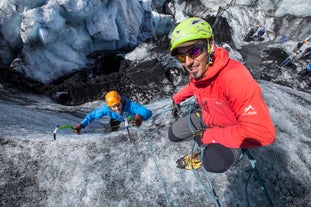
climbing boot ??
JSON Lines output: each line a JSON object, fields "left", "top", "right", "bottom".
{"left": 176, "top": 151, "right": 202, "bottom": 170}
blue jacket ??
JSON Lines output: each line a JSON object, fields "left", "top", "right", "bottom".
{"left": 80, "top": 96, "right": 152, "bottom": 127}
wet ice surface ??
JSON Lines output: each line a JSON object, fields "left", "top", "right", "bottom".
{"left": 0, "top": 82, "right": 310, "bottom": 207}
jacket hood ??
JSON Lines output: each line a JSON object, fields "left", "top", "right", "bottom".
{"left": 190, "top": 47, "right": 230, "bottom": 85}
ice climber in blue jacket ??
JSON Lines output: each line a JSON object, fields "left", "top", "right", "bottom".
{"left": 73, "top": 90, "right": 152, "bottom": 134}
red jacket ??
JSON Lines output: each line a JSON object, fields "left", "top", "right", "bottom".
{"left": 172, "top": 47, "right": 276, "bottom": 148}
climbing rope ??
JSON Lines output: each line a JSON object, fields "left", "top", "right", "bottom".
{"left": 241, "top": 149, "right": 275, "bottom": 207}
{"left": 131, "top": 126, "right": 172, "bottom": 207}
{"left": 189, "top": 143, "right": 223, "bottom": 207}
{"left": 53, "top": 101, "right": 273, "bottom": 207}
{"left": 180, "top": 101, "right": 274, "bottom": 206}
{"left": 53, "top": 110, "right": 172, "bottom": 206}
{"left": 186, "top": 105, "right": 223, "bottom": 207}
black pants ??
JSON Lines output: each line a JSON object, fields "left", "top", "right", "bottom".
{"left": 110, "top": 119, "right": 121, "bottom": 132}
{"left": 168, "top": 112, "right": 240, "bottom": 173}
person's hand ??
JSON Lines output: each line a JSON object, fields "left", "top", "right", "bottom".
{"left": 171, "top": 101, "right": 181, "bottom": 120}
{"left": 193, "top": 130, "right": 204, "bottom": 147}
{"left": 73, "top": 123, "right": 83, "bottom": 134}
{"left": 131, "top": 114, "right": 143, "bottom": 127}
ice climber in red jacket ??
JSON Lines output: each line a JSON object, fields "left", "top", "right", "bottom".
{"left": 168, "top": 17, "right": 276, "bottom": 173}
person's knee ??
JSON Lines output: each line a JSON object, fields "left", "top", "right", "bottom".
{"left": 168, "top": 126, "right": 183, "bottom": 142}
{"left": 201, "top": 144, "right": 238, "bottom": 173}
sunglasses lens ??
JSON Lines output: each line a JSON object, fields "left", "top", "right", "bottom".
{"left": 176, "top": 45, "right": 205, "bottom": 63}
{"left": 177, "top": 54, "right": 186, "bottom": 63}
{"left": 189, "top": 47, "right": 202, "bottom": 58}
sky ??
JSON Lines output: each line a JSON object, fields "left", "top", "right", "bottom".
{"left": 1, "top": 79, "right": 310, "bottom": 207}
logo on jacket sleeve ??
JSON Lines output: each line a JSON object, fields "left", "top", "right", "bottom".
{"left": 242, "top": 104, "right": 257, "bottom": 115}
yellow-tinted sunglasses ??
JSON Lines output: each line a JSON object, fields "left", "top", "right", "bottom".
{"left": 176, "top": 44, "right": 206, "bottom": 63}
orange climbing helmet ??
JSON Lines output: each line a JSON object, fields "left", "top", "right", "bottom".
{"left": 105, "top": 90, "right": 121, "bottom": 107}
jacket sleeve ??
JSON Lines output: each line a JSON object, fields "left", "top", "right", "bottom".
{"left": 81, "top": 105, "right": 109, "bottom": 127}
{"left": 202, "top": 65, "right": 276, "bottom": 148}
{"left": 129, "top": 101, "right": 152, "bottom": 121}
{"left": 172, "top": 84, "right": 194, "bottom": 104}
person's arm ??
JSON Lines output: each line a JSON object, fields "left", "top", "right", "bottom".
{"left": 171, "top": 83, "right": 194, "bottom": 119}
{"left": 128, "top": 100, "right": 152, "bottom": 121}
{"left": 80, "top": 105, "right": 109, "bottom": 127}
{"left": 172, "top": 84, "right": 194, "bottom": 104}
{"left": 73, "top": 105, "right": 109, "bottom": 134}
{"left": 202, "top": 63, "right": 276, "bottom": 148}
{"left": 122, "top": 99, "right": 151, "bottom": 127}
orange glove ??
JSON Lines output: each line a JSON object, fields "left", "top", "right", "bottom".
{"left": 73, "top": 123, "right": 83, "bottom": 134}
{"left": 131, "top": 114, "right": 143, "bottom": 127}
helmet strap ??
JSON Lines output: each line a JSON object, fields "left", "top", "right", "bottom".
{"left": 206, "top": 40, "right": 214, "bottom": 67}
{"left": 204, "top": 54, "right": 213, "bottom": 72}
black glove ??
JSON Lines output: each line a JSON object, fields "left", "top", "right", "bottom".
{"left": 171, "top": 101, "right": 181, "bottom": 120}
{"left": 73, "top": 123, "right": 83, "bottom": 134}
{"left": 193, "top": 130, "right": 204, "bottom": 147}
{"left": 131, "top": 114, "right": 143, "bottom": 127}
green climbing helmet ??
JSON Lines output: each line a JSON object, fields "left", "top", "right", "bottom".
{"left": 169, "top": 17, "right": 213, "bottom": 56}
